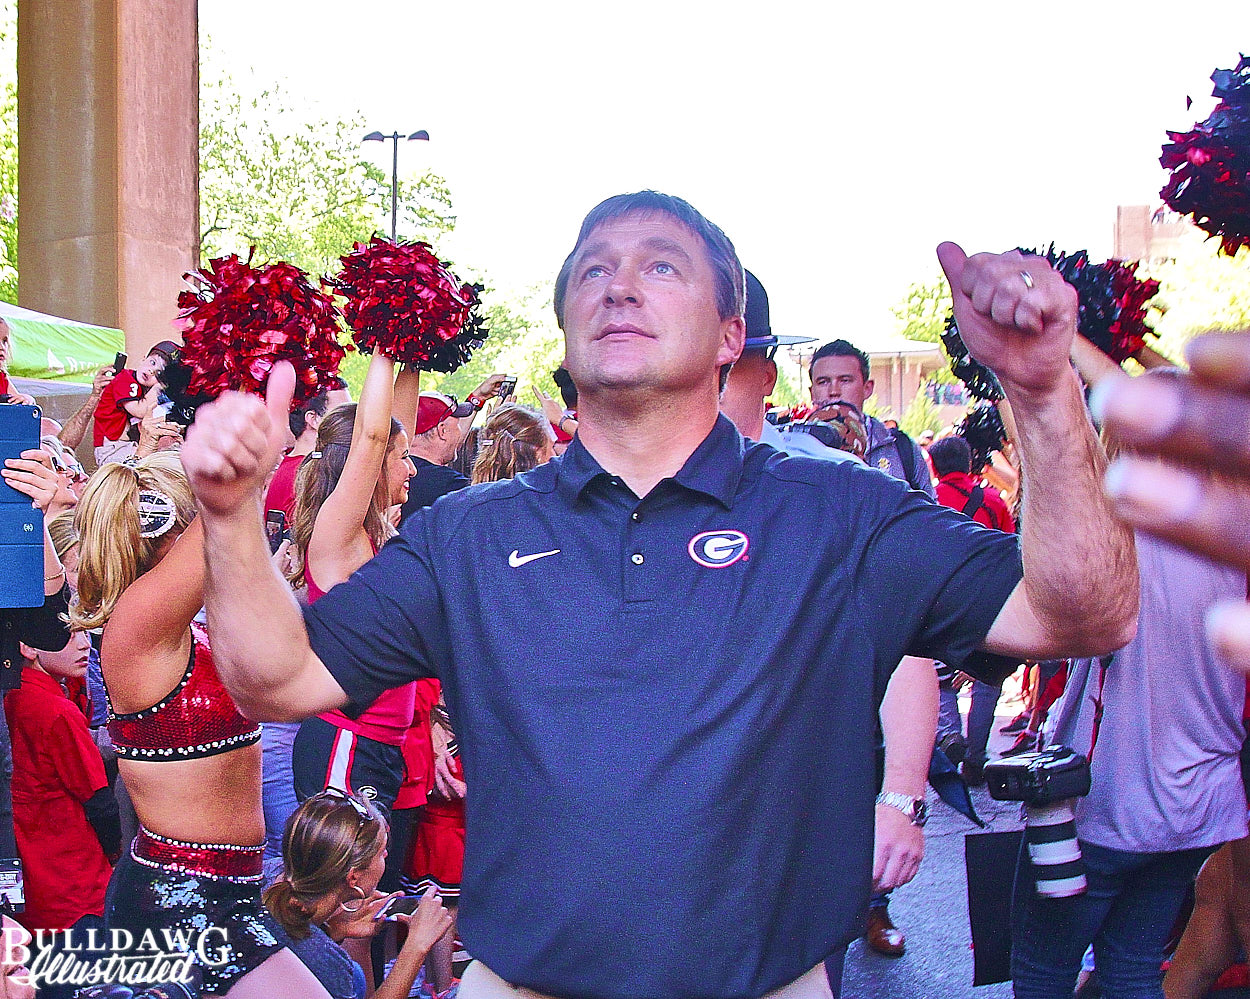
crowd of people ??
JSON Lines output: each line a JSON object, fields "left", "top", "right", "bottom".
{"left": 0, "top": 190, "right": 1246, "bottom": 999}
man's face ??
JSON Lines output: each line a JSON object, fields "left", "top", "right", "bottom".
{"left": 441, "top": 414, "right": 466, "bottom": 464}
{"left": 561, "top": 212, "right": 743, "bottom": 398}
{"left": 423, "top": 394, "right": 465, "bottom": 465}
{"left": 136, "top": 352, "right": 167, "bottom": 388}
{"left": 810, "top": 354, "right": 872, "bottom": 411}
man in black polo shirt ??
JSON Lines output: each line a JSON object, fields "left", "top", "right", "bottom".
{"left": 182, "top": 191, "right": 1137, "bottom": 999}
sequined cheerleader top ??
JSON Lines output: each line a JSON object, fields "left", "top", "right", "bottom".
{"left": 107, "top": 620, "right": 262, "bottom": 761}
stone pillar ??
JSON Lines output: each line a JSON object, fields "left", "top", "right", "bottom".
{"left": 17, "top": 0, "right": 198, "bottom": 357}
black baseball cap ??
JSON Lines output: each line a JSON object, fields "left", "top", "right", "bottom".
{"left": 743, "top": 270, "right": 815, "bottom": 354}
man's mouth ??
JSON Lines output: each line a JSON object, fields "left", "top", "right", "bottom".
{"left": 595, "top": 324, "right": 653, "bottom": 341}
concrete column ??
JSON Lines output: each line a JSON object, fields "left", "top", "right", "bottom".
{"left": 17, "top": 0, "right": 198, "bottom": 356}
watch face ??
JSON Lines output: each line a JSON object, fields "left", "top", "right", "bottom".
{"left": 912, "top": 800, "right": 929, "bottom": 827}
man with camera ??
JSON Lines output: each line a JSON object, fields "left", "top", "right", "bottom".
{"left": 993, "top": 345, "right": 1250, "bottom": 999}
{"left": 181, "top": 192, "right": 1136, "bottom": 999}
{"left": 808, "top": 338, "right": 934, "bottom": 496}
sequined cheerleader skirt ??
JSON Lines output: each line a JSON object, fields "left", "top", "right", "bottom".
{"left": 103, "top": 826, "right": 284, "bottom": 994}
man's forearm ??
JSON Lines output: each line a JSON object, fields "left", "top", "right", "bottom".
{"left": 57, "top": 393, "right": 100, "bottom": 450}
{"left": 880, "top": 656, "right": 938, "bottom": 798}
{"left": 1008, "top": 367, "right": 1138, "bottom": 652}
{"left": 202, "top": 500, "right": 339, "bottom": 721}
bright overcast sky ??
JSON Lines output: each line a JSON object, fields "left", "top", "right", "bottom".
{"left": 200, "top": 1, "right": 1250, "bottom": 353}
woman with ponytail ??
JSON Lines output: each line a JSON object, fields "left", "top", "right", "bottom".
{"left": 288, "top": 353, "right": 417, "bottom": 884}
{"left": 264, "top": 790, "right": 450, "bottom": 999}
{"left": 469, "top": 404, "right": 555, "bottom": 485}
{"left": 71, "top": 452, "right": 332, "bottom": 996}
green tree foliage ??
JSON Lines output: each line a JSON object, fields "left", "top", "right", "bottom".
{"left": 0, "top": 0, "right": 18, "bottom": 303}
{"left": 890, "top": 276, "right": 956, "bottom": 395}
{"left": 891, "top": 275, "right": 951, "bottom": 345}
{"left": 898, "top": 386, "right": 943, "bottom": 438}
{"left": 427, "top": 285, "right": 565, "bottom": 402}
{"left": 199, "top": 54, "right": 455, "bottom": 278}
{"left": 768, "top": 364, "right": 803, "bottom": 409}
{"left": 1138, "top": 236, "right": 1250, "bottom": 363}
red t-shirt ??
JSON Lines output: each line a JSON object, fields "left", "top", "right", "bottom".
{"left": 394, "top": 678, "right": 442, "bottom": 810}
{"left": 936, "top": 471, "right": 1016, "bottom": 533}
{"left": 0, "top": 371, "right": 9, "bottom": 395}
{"left": 264, "top": 453, "right": 305, "bottom": 521}
{"left": 4, "top": 669, "right": 111, "bottom": 931}
{"left": 92, "top": 369, "right": 142, "bottom": 446}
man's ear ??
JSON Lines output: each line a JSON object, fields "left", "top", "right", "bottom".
{"left": 863, "top": 378, "right": 875, "bottom": 400}
{"left": 763, "top": 359, "right": 779, "bottom": 397}
{"left": 716, "top": 316, "right": 746, "bottom": 369}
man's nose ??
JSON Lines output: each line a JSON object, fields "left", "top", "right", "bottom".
{"left": 604, "top": 266, "right": 642, "bottom": 306}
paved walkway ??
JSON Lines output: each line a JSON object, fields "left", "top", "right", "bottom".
{"left": 841, "top": 761, "right": 1022, "bottom": 998}
{"left": 840, "top": 692, "right": 1247, "bottom": 998}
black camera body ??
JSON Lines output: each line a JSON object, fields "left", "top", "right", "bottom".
{"left": 984, "top": 745, "right": 1091, "bottom": 805}
{"left": 154, "top": 356, "right": 212, "bottom": 428}
{"left": 986, "top": 745, "right": 1092, "bottom": 897}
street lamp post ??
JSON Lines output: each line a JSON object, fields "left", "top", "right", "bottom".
{"left": 787, "top": 344, "right": 816, "bottom": 400}
{"left": 363, "top": 129, "right": 430, "bottom": 241}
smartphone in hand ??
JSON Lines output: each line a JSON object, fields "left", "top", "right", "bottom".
{"left": 265, "top": 510, "right": 286, "bottom": 555}
{"left": 113, "top": 352, "right": 128, "bottom": 373}
{"left": 375, "top": 895, "right": 423, "bottom": 921}
{"left": 497, "top": 376, "right": 517, "bottom": 400}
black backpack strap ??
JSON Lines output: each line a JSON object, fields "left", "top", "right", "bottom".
{"left": 891, "top": 428, "right": 918, "bottom": 487}
{"left": 960, "top": 485, "right": 984, "bottom": 520}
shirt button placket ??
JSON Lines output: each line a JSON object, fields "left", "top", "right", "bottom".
{"left": 624, "top": 504, "right": 649, "bottom": 602}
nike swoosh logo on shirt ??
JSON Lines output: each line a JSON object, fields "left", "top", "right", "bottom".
{"left": 508, "top": 549, "right": 561, "bottom": 568}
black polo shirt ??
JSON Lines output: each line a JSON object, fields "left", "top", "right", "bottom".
{"left": 305, "top": 415, "right": 1022, "bottom": 999}
{"left": 399, "top": 456, "right": 470, "bottom": 524}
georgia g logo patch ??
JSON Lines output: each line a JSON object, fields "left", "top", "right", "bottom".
{"left": 687, "top": 530, "right": 750, "bottom": 568}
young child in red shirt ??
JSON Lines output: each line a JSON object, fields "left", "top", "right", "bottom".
{"left": 5, "top": 630, "right": 119, "bottom": 936}
{"left": 91, "top": 341, "right": 178, "bottom": 465}
{"left": 0, "top": 318, "right": 36, "bottom": 406}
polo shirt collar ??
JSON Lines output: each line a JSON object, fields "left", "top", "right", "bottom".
{"left": 556, "top": 413, "right": 745, "bottom": 510}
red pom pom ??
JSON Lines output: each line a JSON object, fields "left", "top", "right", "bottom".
{"left": 1160, "top": 55, "right": 1250, "bottom": 256}
{"left": 332, "top": 237, "right": 488, "bottom": 372}
{"left": 176, "top": 252, "right": 347, "bottom": 407}
{"left": 1103, "top": 260, "right": 1161, "bottom": 363}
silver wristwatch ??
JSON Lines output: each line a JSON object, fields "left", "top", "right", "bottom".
{"left": 875, "top": 791, "right": 928, "bottom": 827}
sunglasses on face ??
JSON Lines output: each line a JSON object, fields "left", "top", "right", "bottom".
{"left": 41, "top": 441, "right": 87, "bottom": 480}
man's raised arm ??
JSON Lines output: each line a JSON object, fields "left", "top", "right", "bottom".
{"left": 181, "top": 362, "right": 349, "bottom": 721}
{"left": 936, "top": 244, "right": 1138, "bottom": 659}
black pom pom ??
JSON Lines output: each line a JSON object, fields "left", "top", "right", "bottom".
{"left": 958, "top": 404, "right": 1008, "bottom": 473}
{"left": 941, "top": 314, "right": 1004, "bottom": 402}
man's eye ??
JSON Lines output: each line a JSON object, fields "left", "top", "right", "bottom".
{"left": 583, "top": 265, "right": 606, "bottom": 280}
{"left": 654, "top": 262, "right": 675, "bottom": 275}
